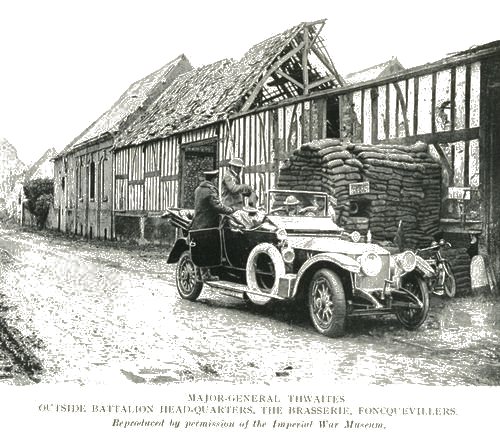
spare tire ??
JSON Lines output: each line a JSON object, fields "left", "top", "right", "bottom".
{"left": 246, "top": 243, "right": 286, "bottom": 305}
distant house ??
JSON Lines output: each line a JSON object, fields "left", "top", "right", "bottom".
{"left": 9, "top": 148, "right": 57, "bottom": 225}
{"left": 52, "top": 54, "right": 192, "bottom": 238}
{"left": 344, "top": 57, "right": 405, "bottom": 84}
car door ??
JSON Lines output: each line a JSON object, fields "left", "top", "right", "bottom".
{"left": 189, "top": 227, "right": 222, "bottom": 267}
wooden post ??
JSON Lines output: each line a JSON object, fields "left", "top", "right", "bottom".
{"left": 302, "top": 27, "right": 309, "bottom": 95}
{"left": 371, "top": 88, "right": 378, "bottom": 143}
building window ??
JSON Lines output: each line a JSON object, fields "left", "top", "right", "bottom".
{"left": 100, "top": 159, "right": 107, "bottom": 202}
{"left": 90, "top": 161, "right": 96, "bottom": 200}
{"left": 77, "top": 164, "right": 82, "bottom": 199}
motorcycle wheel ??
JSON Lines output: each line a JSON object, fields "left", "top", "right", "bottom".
{"left": 442, "top": 261, "right": 457, "bottom": 298}
{"left": 396, "top": 273, "right": 430, "bottom": 330}
{"left": 176, "top": 251, "right": 203, "bottom": 301}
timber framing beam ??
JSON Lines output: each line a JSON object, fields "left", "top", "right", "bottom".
{"left": 275, "top": 68, "right": 304, "bottom": 89}
{"left": 310, "top": 45, "right": 344, "bottom": 86}
{"left": 302, "top": 27, "right": 310, "bottom": 94}
{"left": 241, "top": 42, "right": 305, "bottom": 111}
{"left": 309, "top": 75, "right": 337, "bottom": 90}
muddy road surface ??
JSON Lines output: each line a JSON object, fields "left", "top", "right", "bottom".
{"left": 0, "top": 226, "right": 499, "bottom": 385}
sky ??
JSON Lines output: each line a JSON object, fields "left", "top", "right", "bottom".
{"left": 0, "top": 0, "right": 498, "bottom": 165}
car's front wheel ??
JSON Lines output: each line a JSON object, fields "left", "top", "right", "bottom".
{"left": 396, "top": 273, "right": 429, "bottom": 330}
{"left": 308, "top": 268, "right": 346, "bottom": 337}
{"left": 176, "top": 251, "right": 203, "bottom": 301}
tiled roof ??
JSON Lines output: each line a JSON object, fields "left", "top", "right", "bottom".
{"left": 345, "top": 58, "right": 405, "bottom": 84}
{"left": 115, "top": 20, "right": 342, "bottom": 148}
{"left": 58, "top": 54, "right": 192, "bottom": 156}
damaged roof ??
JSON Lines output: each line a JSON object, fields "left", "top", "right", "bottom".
{"left": 345, "top": 57, "right": 405, "bottom": 84}
{"left": 115, "top": 19, "right": 343, "bottom": 148}
{"left": 58, "top": 54, "right": 192, "bottom": 157}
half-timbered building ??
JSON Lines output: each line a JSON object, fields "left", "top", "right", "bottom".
{"left": 112, "top": 20, "right": 343, "bottom": 242}
{"left": 52, "top": 54, "right": 192, "bottom": 239}
{"left": 310, "top": 41, "right": 500, "bottom": 287}
{"left": 114, "top": 30, "right": 500, "bottom": 286}
{"left": 51, "top": 17, "right": 500, "bottom": 288}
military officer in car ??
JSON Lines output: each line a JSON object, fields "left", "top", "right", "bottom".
{"left": 191, "top": 169, "right": 234, "bottom": 231}
{"left": 221, "top": 157, "right": 255, "bottom": 210}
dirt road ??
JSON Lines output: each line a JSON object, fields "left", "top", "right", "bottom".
{"left": 0, "top": 226, "right": 499, "bottom": 385}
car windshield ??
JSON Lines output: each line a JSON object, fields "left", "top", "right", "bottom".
{"left": 267, "top": 190, "right": 330, "bottom": 217}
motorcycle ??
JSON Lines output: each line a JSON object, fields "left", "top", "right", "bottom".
{"left": 416, "top": 239, "right": 457, "bottom": 297}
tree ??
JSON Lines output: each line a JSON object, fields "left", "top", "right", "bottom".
{"left": 23, "top": 178, "right": 54, "bottom": 228}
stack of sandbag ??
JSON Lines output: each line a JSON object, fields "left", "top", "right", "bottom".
{"left": 352, "top": 142, "right": 442, "bottom": 247}
{"left": 277, "top": 138, "right": 362, "bottom": 217}
{"left": 277, "top": 138, "right": 442, "bottom": 248}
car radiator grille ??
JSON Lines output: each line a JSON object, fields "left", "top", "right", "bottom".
{"left": 354, "top": 254, "right": 390, "bottom": 291}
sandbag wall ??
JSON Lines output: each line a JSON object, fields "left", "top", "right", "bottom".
{"left": 277, "top": 138, "right": 442, "bottom": 248}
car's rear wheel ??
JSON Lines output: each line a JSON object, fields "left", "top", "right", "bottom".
{"left": 176, "top": 251, "right": 203, "bottom": 301}
{"left": 308, "top": 268, "right": 346, "bottom": 337}
{"left": 396, "top": 273, "right": 429, "bottom": 330}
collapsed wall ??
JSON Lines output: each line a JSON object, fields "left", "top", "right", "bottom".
{"left": 277, "top": 138, "right": 442, "bottom": 248}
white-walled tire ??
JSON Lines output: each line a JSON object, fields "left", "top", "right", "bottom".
{"left": 246, "top": 243, "right": 286, "bottom": 305}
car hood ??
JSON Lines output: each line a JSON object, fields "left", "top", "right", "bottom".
{"left": 266, "top": 216, "right": 343, "bottom": 232}
{"left": 286, "top": 235, "right": 390, "bottom": 256}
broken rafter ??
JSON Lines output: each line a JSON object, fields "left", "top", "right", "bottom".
{"left": 310, "top": 44, "right": 344, "bottom": 86}
{"left": 241, "top": 41, "right": 305, "bottom": 111}
{"left": 275, "top": 68, "right": 304, "bottom": 89}
{"left": 309, "top": 75, "right": 337, "bottom": 90}
{"left": 309, "top": 22, "right": 325, "bottom": 47}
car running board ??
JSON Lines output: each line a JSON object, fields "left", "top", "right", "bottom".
{"left": 205, "top": 280, "right": 287, "bottom": 301}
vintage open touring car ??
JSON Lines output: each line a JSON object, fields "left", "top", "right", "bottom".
{"left": 163, "top": 190, "right": 433, "bottom": 337}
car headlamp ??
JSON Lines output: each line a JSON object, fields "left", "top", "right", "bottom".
{"left": 276, "top": 228, "right": 288, "bottom": 241}
{"left": 359, "top": 252, "right": 382, "bottom": 277}
{"left": 350, "top": 231, "right": 361, "bottom": 243}
{"left": 395, "top": 250, "right": 417, "bottom": 272}
{"left": 281, "top": 247, "right": 295, "bottom": 264}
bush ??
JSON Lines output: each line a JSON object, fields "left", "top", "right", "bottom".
{"left": 23, "top": 178, "right": 54, "bottom": 228}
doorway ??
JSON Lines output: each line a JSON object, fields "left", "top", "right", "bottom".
{"left": 180, "top": 140, "right": 217, "bottom": 208}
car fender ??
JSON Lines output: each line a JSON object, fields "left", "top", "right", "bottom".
{"left": 415, "top": 255, "right": 435, "bottom": 278}
{"left": 291, "top": 252, "right": 360, "bottom": 298}
{"left": 167, "top": 238, "right": 189, "bottom": 264}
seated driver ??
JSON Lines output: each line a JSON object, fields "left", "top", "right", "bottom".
{"left": 283, "top": 195, "right": 301, "bottom": 216}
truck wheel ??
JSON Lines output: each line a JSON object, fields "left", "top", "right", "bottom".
{"left": 176, "top": 251, "right": 203, "bottom": 301}
{"left": 396, "top": 273, "right": 429, "bottom": 330}
{"left": 308, "top": 268, "right": 346, "bottom": 337}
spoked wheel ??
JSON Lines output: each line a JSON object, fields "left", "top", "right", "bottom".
{"left": 442, "top": 261, "right": 457, "bottom": 298}
{"left": 308, "top": 269, "right": 346, "bottom": 337}
{"left": 176, "top": 251, "right": 203, "bottom": 301}
{"left": 396, "top": 273, "right": 430, "bottom": 330}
